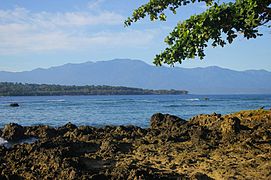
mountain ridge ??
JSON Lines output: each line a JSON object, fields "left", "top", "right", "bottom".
{"left": 0, "top": 59, "right": 270, "bottom": 94}
{"left": 1, "top": 59, "right": 270, "bottom": 73}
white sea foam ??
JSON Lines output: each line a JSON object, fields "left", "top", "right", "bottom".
{"left": 186, "top": 98, "right": 200, "bottom": 101}
{"left": 0, "top": 137, "right": 8, "bottom": 146}
{"left": 47, "top": 99, "right": 65, "bottom": 102}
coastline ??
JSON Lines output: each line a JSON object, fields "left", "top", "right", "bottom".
{"left": 0, "top": 109, "right": 270, "bottom": 179}
{"left": 0, "top": 82, "right": 188, "bottom": 96}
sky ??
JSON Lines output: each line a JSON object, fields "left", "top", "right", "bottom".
{"left": 0, "top": 0, "right": 270, "bottom": 72}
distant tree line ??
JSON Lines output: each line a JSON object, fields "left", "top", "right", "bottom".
{"left": 0, "top": 82, "right": 188, "bottom": 96}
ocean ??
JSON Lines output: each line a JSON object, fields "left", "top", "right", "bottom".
{"left": 0, "top": 94, "right": 270, "bottom": 128}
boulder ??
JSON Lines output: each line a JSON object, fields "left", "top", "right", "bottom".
{"left": 2, "top": 123, "right": 25, "bottom": 141}
{"left": 64, "top": 122, "right": 77, "bottom": 130}
{"left": 25, "top": 125, "right": 57, "bottom": 139}
{"left": 189, "top": 113, "right": 222, "bottom": 128}
{"left": 191, "top": 172, "right": 214, "bottom": 180}
{"left": 58, "top": 122, "right": 77, "bottom": 135}
{"left": 150, "top": 113, "right": 186, "bottom": 130}
{"left": 10, "top": 103, "right": 19, "bottom": 107}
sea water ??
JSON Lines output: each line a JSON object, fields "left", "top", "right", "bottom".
{"left": 0, "top": 94, "right": 270, "bottom": 128}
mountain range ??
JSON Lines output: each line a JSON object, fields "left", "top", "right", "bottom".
{"left": 0, "top": 59, "right": 270, "bottom": 94}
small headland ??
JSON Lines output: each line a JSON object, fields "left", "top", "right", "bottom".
{"left": 0, "top": 109, "right": 270, "bottom": 179}
{"left": 0, "top": 82, "right": 188, "bottom": 96}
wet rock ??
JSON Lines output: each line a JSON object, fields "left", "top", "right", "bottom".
{"left": 9, "top": 103, "right": 19, "bottom": 107}
{"left": 1, "top": 123, "right": 25, "bottom": 141}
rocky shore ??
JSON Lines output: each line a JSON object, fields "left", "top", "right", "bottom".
{"left": 0, "top": 109, "right": 270, "bottom": 179}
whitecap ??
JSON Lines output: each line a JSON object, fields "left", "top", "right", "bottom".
{"left": 47, "top": 99, "right": 65, "bottom": 102}
{"left": 186, "top": 98, "right": 200, "bottom": 101}
{"left": 0, "top": 137, "right": 8, "bottom": 146}
{"left": 135, "top": 100, "right": 158, "bottom": 103}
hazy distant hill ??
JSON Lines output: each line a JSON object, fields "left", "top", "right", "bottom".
{"left": 0, "top": 59, "right": 270, "bottom": 94}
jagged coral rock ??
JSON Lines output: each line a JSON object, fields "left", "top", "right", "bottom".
{"left": 0, "top": 109, "right": 270, "bottom": 179}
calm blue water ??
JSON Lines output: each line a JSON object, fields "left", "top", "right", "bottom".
{"left": 0, "top": 95, "right": 270, "bottom": 128}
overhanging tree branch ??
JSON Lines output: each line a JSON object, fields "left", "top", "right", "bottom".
{"left": 126, "top": 0, "right": 271, "bottom": 66}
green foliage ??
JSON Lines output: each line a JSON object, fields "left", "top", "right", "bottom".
{"left": 0, "top": 82, "right": 188, "bottom": 96}
{"left": 125, "top": 0, "right": 271, "bottom": 66}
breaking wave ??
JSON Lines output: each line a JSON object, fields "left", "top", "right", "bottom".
{"left": 0, "top": 137, "right": 8, "bottom": 146}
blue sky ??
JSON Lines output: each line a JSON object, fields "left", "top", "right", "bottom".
{"left": 0, "top": 0, "right": 270, "bottom": 72}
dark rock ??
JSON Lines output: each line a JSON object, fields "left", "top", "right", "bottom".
{"left": 0, "top": 175, "right": 6, "bottom": 180}
{"left": 211, "top": 112, "right": 221, "bottom": 118}
{"left": 58, "top": 122, "right": 77, "bottom": 136}
{"left": 189, "top": 114, "right": 222, "bottom": 128}
{"left": 150, "top": 113, "right": 186, "bottom": 130}
{"left": 127, "top": 168, "right": 153, "bottom": 179}
{"left": 78, "top": 126, "right": 95, "bottom": 134}
{"left": 0, "top": 146, "right": 6, "bottom": 156}
{"left": 189, "top": 126, "right": 209, "bottom": 144}
{"left": 191, "top": 172, "right": 214, "bottom": 180}
{"left": 25, "top": 125, "right": 57, "bottom": 139}
{"left": 2, "top": 174, "right": 23, "bottom": 180}
{"left": 127, "top": 168, "right": 183, "bottom": 180}
{"left": 64, "top": 122, "right": 77, "bottom": 130}
{"left": 9, "top": 103, "right": 19, "bottom": 107}
{"left": 89, "top": 174, "right": 108, "bottom": 180}
{"left": 99, "top": 139, "right": 120, "bottom": 155}
{"left": 0, "top": 109, "right": 270, "bottom": 179}
{"left": 221, "top": 117, "right": 240, "bottom": 135}
{"left": 1, "top": 123, "right": 25, "bottom": 141}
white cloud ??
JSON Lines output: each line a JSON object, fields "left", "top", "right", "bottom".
{"left": 87, "top": 0, "right": 105, "bottom": 10}
{"left": 0, "top": 7, "right": 124, "bottom": 28}
{"left": 78, "top": 30, "right": 159, "bottom": 47}
{"left": 0, "top": 7, "right": 159, "bottom": 55}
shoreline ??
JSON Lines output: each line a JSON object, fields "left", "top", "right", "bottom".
{"left": 0, "top": 82, "right": 188, "bottom": 96}
{"left": 0, "top": 109, "right": 271, "bottom": 179}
